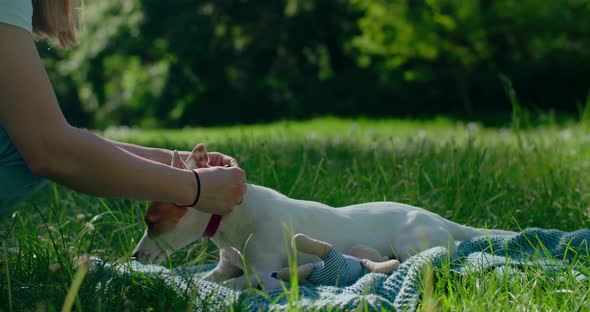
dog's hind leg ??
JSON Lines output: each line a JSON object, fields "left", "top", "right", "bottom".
{"left": 396, "top": 225, "right": 456, "bottom": 261}
{"left": 203, "top": 261, "right": 242, "bottom": 282}
{"left": 348, "top": 245, "right": 389, "bottom": 262}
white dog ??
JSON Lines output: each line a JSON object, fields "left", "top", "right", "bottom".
{"left": 132, "top": 144, "right": 514, "bottom": 288}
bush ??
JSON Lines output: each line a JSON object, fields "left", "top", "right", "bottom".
{"left": 40, "top": 0, "right": 590, "bottom": 128}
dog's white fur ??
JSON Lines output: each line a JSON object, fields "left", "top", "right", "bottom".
{"left": 132, "top": 146, "right": 514, "bottom": 288}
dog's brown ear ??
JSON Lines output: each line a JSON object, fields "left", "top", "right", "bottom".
{"left": 186, "top": 144, "right": 209, "bottom": 169}
{"left": 171, "top": 150, "right": 188, "bottom": 169}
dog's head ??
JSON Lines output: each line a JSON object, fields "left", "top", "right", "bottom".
{"left": 131, "top": 144, "right": 212, "bottom": 264}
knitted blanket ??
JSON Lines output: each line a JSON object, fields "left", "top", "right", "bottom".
{"left": 92, "top": 228, "right": 589, "bottom": 311}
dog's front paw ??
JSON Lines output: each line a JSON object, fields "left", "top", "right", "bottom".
{"left": 220, "top": 275, "right": 260, "bottom": 290}
{"left": 202, "top": 270, "right": 224, "bottom": 282}
{"left": 203, "top": 265, "right": 243, "bottom": 283}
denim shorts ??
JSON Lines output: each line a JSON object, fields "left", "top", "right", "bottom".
{"left": 0, "top": 127, "right": 48, "bottom": 211}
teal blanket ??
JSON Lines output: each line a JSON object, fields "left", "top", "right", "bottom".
{"left": 92, "top": 228, "right": 589, "bottom": 311}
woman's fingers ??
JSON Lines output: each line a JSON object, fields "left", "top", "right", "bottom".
{"left": 233, "top": 178, "right": 247, "bottom": 205}
{"left": 207, "top": 152, "right": 240, "bottom": 167}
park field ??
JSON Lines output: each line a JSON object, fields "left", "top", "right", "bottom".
{"left": 1, "top": 117, "right": 590, "bottom": 311}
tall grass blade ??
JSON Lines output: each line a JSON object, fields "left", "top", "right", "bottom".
{"left": 61, "top": 260, "right": 89, "bottom": 312}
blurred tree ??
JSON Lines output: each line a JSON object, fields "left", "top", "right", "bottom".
{"left": 350, "top": 0, "right": 590, "bottom": 114}
{"left": 39, "top": 0, "right": 590, "bottom": 128}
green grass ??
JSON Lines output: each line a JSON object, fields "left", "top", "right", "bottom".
{"left": 1, "top": 116, "right": 590, "bottom": 311}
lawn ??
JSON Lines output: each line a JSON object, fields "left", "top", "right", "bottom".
{"left": 1, "top": 117, "right": 589, "bottom": 311}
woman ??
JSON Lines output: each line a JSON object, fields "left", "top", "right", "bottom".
{"left": 0, "top": 0, "right": 246, "bottom": 214}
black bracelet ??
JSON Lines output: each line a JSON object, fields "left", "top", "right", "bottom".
{"left": 184, "top": 170, "right": 201, "bottom": 208}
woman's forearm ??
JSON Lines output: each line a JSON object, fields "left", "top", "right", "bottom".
{"left": 112, "top": 141, "right": 193, "bottom": 165}
{"left": 112, "top": 140, "right": 173, "bottom": 165}
{"left": 43, "top": 126, "right": 196, "bottom": 205}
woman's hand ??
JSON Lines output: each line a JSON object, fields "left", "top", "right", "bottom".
{"left": 194, "top": 166, "right": 246, "bottom": 215}
{"left": 171, "top": 146, "right": 245, "bottom": 215}
{"left": 207, "top": 151, "right": 239, "bottom": 167}
{"left": 189, "top": 146, "right": 245, "bottom": 214}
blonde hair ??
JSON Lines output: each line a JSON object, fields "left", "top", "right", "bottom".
{"left": 32, "top": 0, "right": 78, "bottom": 48}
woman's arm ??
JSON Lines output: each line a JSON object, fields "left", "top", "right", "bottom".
{"left": 0, "top": 23, "right": 245, "bottom": 213}
{"left": 110, "top": 141, "right": 174, "bottom": 165}
{"left": 112, "top": 140, "right": 239, "bottom": 167}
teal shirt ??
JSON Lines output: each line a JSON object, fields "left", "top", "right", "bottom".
{"left": 0, "top": 126, "right": 48, "bottom": 210}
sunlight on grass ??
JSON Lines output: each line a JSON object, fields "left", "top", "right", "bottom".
{"left": 1, "top": 117, "right": 589, "bottom": 311}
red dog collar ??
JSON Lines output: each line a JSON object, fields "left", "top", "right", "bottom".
{"left": 203, "top": 214, "right": 223, "bottom": 238}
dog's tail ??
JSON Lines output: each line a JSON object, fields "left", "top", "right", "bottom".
{"left": 444, "top": 220, "right": 516, "bottom": 241}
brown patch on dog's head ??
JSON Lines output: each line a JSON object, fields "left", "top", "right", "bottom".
{"left": 144, "top": 202, "right": 188, "bottom": 237}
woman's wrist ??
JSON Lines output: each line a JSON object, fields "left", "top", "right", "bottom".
{"left": 182, "top": 170, "right": 201, "bottom": 207}
{"left": 176, "top": 169, "right": 199, "bottom": 207}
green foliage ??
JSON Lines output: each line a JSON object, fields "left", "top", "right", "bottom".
{"left": 40, "top": 0, "right": 590, "bottom": 128}
{"left": 350, "top": 0, "right": 590, "bottom": 113}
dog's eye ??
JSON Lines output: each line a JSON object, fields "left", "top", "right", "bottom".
{"left": 146, "top": 220, "right": 155, "bottom": 230}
